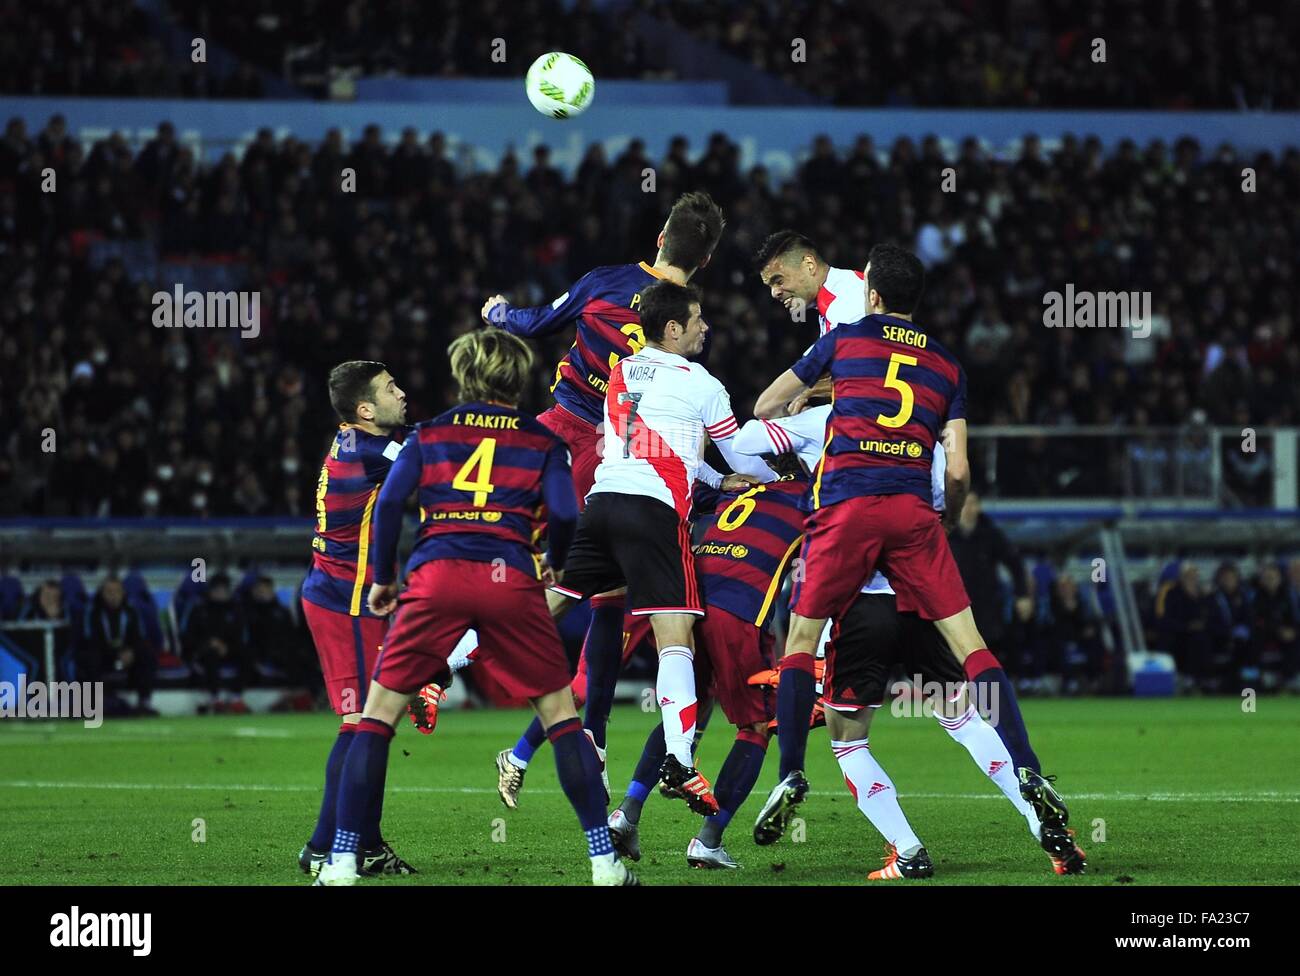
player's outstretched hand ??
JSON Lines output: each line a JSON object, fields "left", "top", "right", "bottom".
{"left": 539, "top": 553, "right": 562, "bottom": 589}
{"left": 367, "top": 582, "right": 400, "bottom": 617}
{"left": 481, "top": 294, "right": 508, "bottom": 325}
{"left": 720, "top": 473, "right": 760, "bottom": 493}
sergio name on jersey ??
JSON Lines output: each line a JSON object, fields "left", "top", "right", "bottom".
{"left": 303, "top": 424, "right": 411, "bottom": 617}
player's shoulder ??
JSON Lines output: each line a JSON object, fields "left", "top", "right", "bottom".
{"left": 583, "top": 262, "right": 652, "bottom": 289}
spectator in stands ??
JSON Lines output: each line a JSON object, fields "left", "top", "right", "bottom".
{"left": 1251, "top": 562, "right": 1300, "bottom": 692}
{"left": 948, "top": 491, "right": 1033, "bottom": 676}
{"left": 183, "top": 572, "right": 253, "bottom": 714}
{"left": 1047, "top": 575, "right": 1105, "bottom": 695}
{"left": 80, "top": 576, "right": 158, "bottom": 717}
{"left": 1159, "top": 561, "right": 1217, "bottom": 693}
{"left": 245, "top": 575, "right": 315, "bottom": 697}
{"left": 20, "top": 579, "right": 77, "bottom": 681}
{"left": 2, "top": 117, "right": 1298, "bottom": 517}
{"left": 1211, "top": 561, "right": 1254, "bottom": 688}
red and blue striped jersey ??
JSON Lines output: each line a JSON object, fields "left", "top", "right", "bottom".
{"left": 695, "top": 476, "right": 808, "bottom": 628}
{"left": 404, "top": 401, "right": 570, "bottom": 578}
{"left": 497, "top": 262, "right": 668, "bottom": 426}
{"left": 792, "top": 313, "right": 966, "bottom": 509}
{"left": 302, "top": 424, "right": 411, "bottom": 617}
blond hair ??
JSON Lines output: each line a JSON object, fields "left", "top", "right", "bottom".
{"left": 449, "top": 327, "right": 534, "bottom": 404}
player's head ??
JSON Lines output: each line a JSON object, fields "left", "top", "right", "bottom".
{"left": 448, "top": 327, "right": 534, "bottom": 407}
{"left": 864, "top": 243, "right": 925, "bottom": 317}
{"left": 640, "top": 281, "right": 707, "bottom": 357}
{"left": 328, "top": 361, "right": 408, "bottom": 432}
{"left": 657, "top": 191, "right": 725, "bottom": 276}
{"left": 754, "top": 230, "right": 826, "bottom": 313}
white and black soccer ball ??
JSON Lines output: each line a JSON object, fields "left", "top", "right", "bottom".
{"left": 525, "top": 52, "right": 595, "bottom": 119}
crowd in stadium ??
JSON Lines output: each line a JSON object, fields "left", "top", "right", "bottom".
{"left": 2, "top": 113, "right": 1297, "bottom": 520}
{"left": 6, "top": 0, "right": 1296, "bottom": 109}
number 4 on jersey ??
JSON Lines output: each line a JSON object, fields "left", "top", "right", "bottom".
{"left": 452, "top": 437, "right": 497, "bottom": 506}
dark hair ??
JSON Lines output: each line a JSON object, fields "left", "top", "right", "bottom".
{"left": 866, "top": 243, "right": 925, "bottom": 314}
{"left": 660, "top": 191, "right": 725, "bottom": 271}
{"left": 328, "top": 361, "right": 389, "bottom": 423}
{"left": 752, "top": 229, "right": 821, "bottom": 272}
{"left": 639, "top": 281, "right": 701, "bottom": 343}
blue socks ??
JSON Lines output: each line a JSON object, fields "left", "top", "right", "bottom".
{"left": 582, "top": 599, "right": 626, "bottom": 751}
{"left": 548, "top": 717, "right": 613, "bottom": 857}
{"left": 699, "top": 729, "right": 768, "bottom": 848}
{"left": 309, "top": 724, "right": 354, "bottom": 852}
{"left": 512, "top": 717, "right": 546, "bottom": 765}
{"left": 964, "top": 649, "right": 1041, "bottom": 774}
{"left": 620, "top": 723, "right": 666, "bottom": 823}
{"left": 332, "top": 717, "right": 394, "bottom": 855}
{"left": 776, "top": 654, "right": 817, "bottom": 778}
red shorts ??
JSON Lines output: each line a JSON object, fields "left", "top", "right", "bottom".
{"left": 374, "top": 559, "right": 571, "bottom": 700}
{"left": 790, "top": 493, "right": 970, "bottom": 622}
{"left": 538, "top": 404, "right": 601, "bottom": 507}
{"left": 301, "top": 599, "right": 387, "bottom": 716}
{"left": 692, "top": 607, "right": 775, "bottom": 728}
{"left": 571, "top": 611, "right": 653, "bottom": 703}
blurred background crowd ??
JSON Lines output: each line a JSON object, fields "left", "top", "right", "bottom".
{"left": 6, "top": 0, "right": 1297, "bottom": 108}
{"left": 2, "top": 115, "right": 1297, "bottom": 518}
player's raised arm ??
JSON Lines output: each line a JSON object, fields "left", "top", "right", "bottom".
{"left": 755, "top": 324, "right": 836, "bottom": 419}
{"left": 481, "top": 275, "right": 590, "bottom": 338}
{"left": 753, "top": 369, "right": 811, "bottom": 419}
{"left": 702, "top": 387, "right": 776, "bottom": 483}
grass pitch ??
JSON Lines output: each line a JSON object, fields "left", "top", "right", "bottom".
{"left": 1, "top": 698, "right": 1296, "bottom": 885}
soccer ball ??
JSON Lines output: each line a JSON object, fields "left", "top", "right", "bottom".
{"left": 525, "top": 52, "right": 595, "bottom": 119}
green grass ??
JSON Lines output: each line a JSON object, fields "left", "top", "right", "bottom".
{"left": 2, "top": 698, "right": 1297, "bottom": 885}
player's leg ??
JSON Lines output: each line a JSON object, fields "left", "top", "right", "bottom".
{"left": 648, "top": 610, "right": 717, "bottom": 810}
{"left": 824, "top": 705, "right": 933, "bottom": 880}
{"left": 315, "top": 564, "right": 462, "bottom": 885}
{"left": 883, "top": 499, "right": 1079, "bottom": 866}
{"left": 757, "top": 500, "right": 881, "bottom": 843}
{"left": 688, "top": 613, "right": 773, "bottom": 868}
{"left": 299, "top": 601, "right": 395, "bottom": 876}
{"left": 318, "top": 680, "right": 415, "bottom": 885}
{"left": 481, "top": 564, "right": 638, "bottom": 886}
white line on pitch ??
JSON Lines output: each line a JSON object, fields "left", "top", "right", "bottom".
{"left": 0, "top": 780, "right": 1295, "bottom": 803}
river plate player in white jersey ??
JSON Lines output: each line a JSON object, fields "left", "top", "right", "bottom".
{"left": 549, "top": 280, "right": 774, "bottom": 813}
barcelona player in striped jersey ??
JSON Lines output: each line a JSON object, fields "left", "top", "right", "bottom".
{"left": 315, "top": 329, "right": 636, "bottom": 887}
{"left": 754, "top": 244, "right": 1077, "bottom": 875}
{"left": 753, "top": 232, "right": 1067, "bottom": 852}
{"left": 480, "top": 192, "right": 726, "bottom": 779}
{"left": 606, "top": 465, "right": 808, "bottom": 868}
{"left": 298, "top": 361, "right": 416, "bottom": 878}
{"left": 738, "top": 407, "right": 1085, "bottom": 877}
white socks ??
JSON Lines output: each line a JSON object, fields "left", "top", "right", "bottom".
{"left": 448, "top": 629, "right": 479, "bottom": 672}
{"left": 656, "top": 645, "right": 698, "bottom": 766}
{"left": 937, "top": 704, "right": 1041, "bottom": 839}
{"left": 832, "top": 738, "right": 922, "bottom": 854}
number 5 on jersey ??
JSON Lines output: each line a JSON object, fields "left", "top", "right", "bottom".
{"left": 453, "top": 437, "right": 496, "bottom": 506}
{"left": 877, "top": 352, "right": 918, "bottom": 429}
